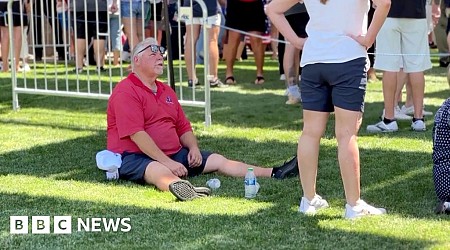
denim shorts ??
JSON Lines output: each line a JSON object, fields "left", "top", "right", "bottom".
{"left": 119, "top": 148, "right": 213, "bottom": 184}
{"left": 109, "top": 15, "right": 122, "bottom": 51}
{"left": 121, "top": 1, "right": 150, "bottom": 19}
{"left": 301, "top": 57, "right": 369, "bottom": 113}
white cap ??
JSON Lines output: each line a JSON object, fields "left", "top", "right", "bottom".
{"left": 96, "top": 150, "right": 122, "bottom": 172}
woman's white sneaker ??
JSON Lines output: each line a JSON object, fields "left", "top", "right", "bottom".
{"left": 299, "top": 195, "right": 329, "bottom": 214}
{"left": 344, "top": 200, "right": 386, "bottom": 219}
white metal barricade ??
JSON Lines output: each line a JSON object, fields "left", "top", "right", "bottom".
{"left": 8, "top": 0, "right": 212, "bottom": 126}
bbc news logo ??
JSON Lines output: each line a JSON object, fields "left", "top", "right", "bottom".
{"left": 10, "top": 216, "right": 131, "bottom": 234}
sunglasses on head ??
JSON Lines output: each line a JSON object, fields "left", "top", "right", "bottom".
{"left": 137, "top": 44, "right": 166, "bottom": 55}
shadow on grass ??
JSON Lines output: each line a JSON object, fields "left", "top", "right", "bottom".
{"left": 0, "top": 132, "right": 440, "bottom": 220}
{"left": 0, "top": 192, "right": 436, "bottom": 249}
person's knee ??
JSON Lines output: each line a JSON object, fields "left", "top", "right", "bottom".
{"left": 204, "top": 153, "right": 227, "bottom": 172}
{"left": 302, "top": 126, "right": 326, "bottom": 140}
{"left": 143, "top": 161, "right": 176, "bottom": 187}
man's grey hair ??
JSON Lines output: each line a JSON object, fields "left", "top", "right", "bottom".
{"left": 131, "top": 37, "right": 159, "bottom": 71}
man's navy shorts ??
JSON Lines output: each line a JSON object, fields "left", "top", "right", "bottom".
{"left": 301, "top": 57, "right": 368, "bottom": 113}
{"left": 119, "top": 148, "right": 213, "bottom": 184}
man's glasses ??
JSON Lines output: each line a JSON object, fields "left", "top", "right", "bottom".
{"left": 137, "top": 44, "right": 166, "bottom": 55}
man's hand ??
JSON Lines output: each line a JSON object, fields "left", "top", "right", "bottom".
{"left": 165, "top": 161, "right": 188, "bottom": 177}
{"left": 187, "top": 147, "right": 203, "bottom": 168}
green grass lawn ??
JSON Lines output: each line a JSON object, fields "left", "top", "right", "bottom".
{"left": 0, "top": 56, "right": 449, "bottom": 249}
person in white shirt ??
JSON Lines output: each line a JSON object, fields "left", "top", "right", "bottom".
{"left": 266, "top": 0, "right": 391, "bottom": 219}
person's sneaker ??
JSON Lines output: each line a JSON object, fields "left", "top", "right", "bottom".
{"left": 299, "top": 195, "right": 329, "bottom": 214}
{"left": 18, "top": 65, "right": 30, "bottom": 73}
{"left": 97, "top": 66, "right": 106, "bottom": 72}
{"left": 439, "top": 60, "right": 449, "bottom": 68}
{"left": 272, "top": 156, "right": 298, "bottom": 179}
{"left": 210, "top": 78, "right": 228, "bottom": 88}
{"left": 280, "top": 74, "right": 286, "bottom": 81}
{"left": 411, "top": 119, "right": 426, "bottom": 131}
{"left": 366, "top": 120, "right": 398, "bottom": 133}
{"left": 400, "top": 105, "right": 433, "bottom": 116}
{"left": 188, "top": 79, "right": 199, "bottom": 87}
{"left": 18, "top": 63, "right": 31, "bottom": 72}
{"left": 285, "top": 85, "right": 301, "bottom": 105}
{"left": 434, "top": 201, "right": 450, "bottom": 214}
{"left": 285, "top": 94, "right": 301, "bottom": 105}
{"left": 382, "top": 106, "right": 412, "bottom": 120}
{"left": 344, "top": 199, "right": 386, "bottom": 219}
{"left": 168, "top": 180, "right": 210, "bottom": 201}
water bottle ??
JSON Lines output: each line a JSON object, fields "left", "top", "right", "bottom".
{"left": 206, "top": 178, "right": 221, "bottom": 190}
{"left": 244, "top": 168, "right": 257, "bottom": 198}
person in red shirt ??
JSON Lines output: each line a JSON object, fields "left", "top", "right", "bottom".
{"left": 107, "top": 37, "right": 298, "bottom": 201}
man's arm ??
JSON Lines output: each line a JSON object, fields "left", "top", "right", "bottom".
{"left": 130, "top": 131, "right": 188, "bottom": 177}
{"left": 179, "top": 131, "right": 203, "bottom": 168}
{"left": 179, "top": 131, "right": 199, "bottom": 151}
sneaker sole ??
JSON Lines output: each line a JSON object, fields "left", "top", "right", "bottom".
{"left": 411, "top": 126, "right": 426, "bottom": 132}
{"left": 345, "top": 207, "right": 387, "bottom": 219}
{"left": 169, "top": 180, "right": 210, "bottom": 201}
{"left": 366, "top": 127, "right": 398, "bottom": 133}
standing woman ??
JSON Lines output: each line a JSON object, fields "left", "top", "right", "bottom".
{"left": 266, "top": 0, "right": 391, "bottom": 218}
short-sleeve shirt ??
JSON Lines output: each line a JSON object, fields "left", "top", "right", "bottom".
{"left": 107, "top": 74, "right": 192, "bottom": 155}
{"left": 301, "top": 0, "right": 368, "bottom": 66}
{"left": 388, "top": 0, "right": 426, "bottom": 19}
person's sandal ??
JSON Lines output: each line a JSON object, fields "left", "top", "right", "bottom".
{"left": 254, "top": 76, "right": 265, "bottom": 85}
{"left": 168, "top": 180, "right": 210, "bottom": 201}
{"left": 225, "top": 76, "right": 236, "bottom": 85}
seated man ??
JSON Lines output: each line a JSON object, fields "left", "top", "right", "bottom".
{"left": 106, "top": 37, "right": 298, "bottom": 201}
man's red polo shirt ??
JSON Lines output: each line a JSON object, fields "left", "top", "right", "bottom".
{"left": 107, "top": 73, "right": 192, "bottom": 155}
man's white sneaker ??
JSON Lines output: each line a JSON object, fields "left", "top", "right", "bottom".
{"left": 411, "top": 119, "right": 426, "bottom": 131}
{"left": 299, "top": 195, "right": 329, "bottom": 214}
{"left": 366, "top": 120, "right": 398, "bottom": 133}
{"left": 381, "top": 106, "right": 412, "bottom": 120}
{"left": 280, "top": 74, "right": 286, "bottom": 81}
{"left": 400, "top": 105, "right": 433, "bottom": 116}
{"left": 344, "top": 200, "right": 386, "bottom": 219}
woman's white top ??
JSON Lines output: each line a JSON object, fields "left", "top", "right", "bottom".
{"left": 301, "top": 0, "right": 369, "bottom": 67}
